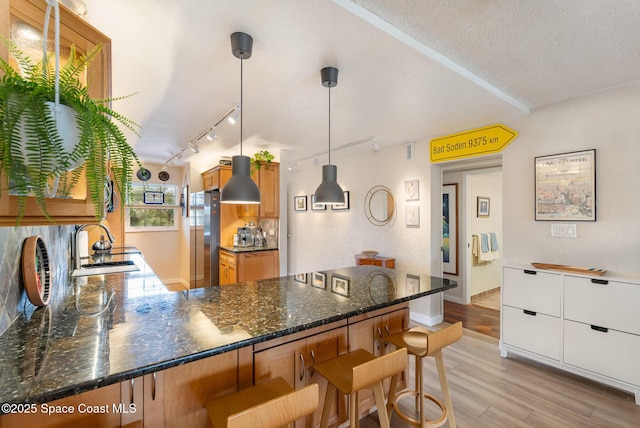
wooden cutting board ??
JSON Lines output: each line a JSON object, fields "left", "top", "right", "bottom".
{"left": 531, "top": 262, "right": 606, "bottom": 276}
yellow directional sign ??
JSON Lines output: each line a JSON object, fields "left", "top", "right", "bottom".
{"left": 430, "top": 124, "right": 518, "bottom": 163}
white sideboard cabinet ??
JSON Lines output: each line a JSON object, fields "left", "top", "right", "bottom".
{"left": 501, "top": 266, "right": 640, "bottom": 405}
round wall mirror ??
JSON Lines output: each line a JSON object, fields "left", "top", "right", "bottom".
{"left": 364, "top": 185, "right": 395, "bottom": 226}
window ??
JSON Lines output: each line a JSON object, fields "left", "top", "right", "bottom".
{"left": 126, "top": 183, "right": 179, "bottom": 232}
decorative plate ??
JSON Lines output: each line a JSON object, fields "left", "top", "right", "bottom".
{"left": 158, "top": 170, "right": 170, "bottom": 181}
{"left": 136, "top": 167, "right": 152, "bottom": 181}
{"left": 21, "top": 236, "right": 51, "bottom": 306}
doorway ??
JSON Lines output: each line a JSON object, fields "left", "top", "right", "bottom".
{"left": 438, "top": 158, "right": 503, "bottom": 336}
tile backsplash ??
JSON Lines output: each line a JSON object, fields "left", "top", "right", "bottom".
{"left": 0, "top": 225, "right": 73, "bottom": 336}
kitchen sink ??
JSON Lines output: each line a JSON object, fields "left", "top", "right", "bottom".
{"left": 72, "top": 260, "right": 139, "bottom": 277}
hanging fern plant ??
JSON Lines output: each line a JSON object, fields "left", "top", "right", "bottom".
{"left": 0, "top": 39, "right": 141, "bottom": 223}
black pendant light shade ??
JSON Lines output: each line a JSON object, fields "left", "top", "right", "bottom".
{"left": 315, "top": 66, "right": 345, "bottom": 205}
{"left": 222, "top": 155, "right": 260, "bottom": 204}
{"left": 315, "top": 164, "right": 344, "bottom": 203}
{"left": 221, "top": 31, "right": 261, "bottom": 204}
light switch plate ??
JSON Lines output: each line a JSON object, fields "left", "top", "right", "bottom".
{"left": 551, "top": 223, "right": 577, "bottom": 238}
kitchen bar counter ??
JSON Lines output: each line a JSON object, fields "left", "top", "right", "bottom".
{"left": 0, "top": 256, "right": 456, "bottom": 405}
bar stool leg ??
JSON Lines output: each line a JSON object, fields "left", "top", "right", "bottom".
{"left": 435, "top": 351, "right": 456, "bottom": 428}
{"left": 320, "top": 383, "right": 337, "bottom": 428}
{"left": 417, "top": 356, "right": 425, "bottom": 427}
{"left": 349, "top": 392, "right": 358, "bottom": 428}
{"left": 372, "top": 381, "right": 391, "bottom": 428}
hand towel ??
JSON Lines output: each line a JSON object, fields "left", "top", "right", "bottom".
{"left": 490, "top": 232, "right": 499, "bottom": 251}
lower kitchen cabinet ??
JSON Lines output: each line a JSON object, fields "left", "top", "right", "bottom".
{"left": 219, "top": 249, "right": 279, "bottom": 285}
{"left": 120, "top": 350, "right": 239, "bottom": 428}
{"left": 0, "top": 383, "right": 122, "bottom": 428}
{"left": 501, "top": 266, "right": 640, "bottom": 404}
{"left": 254, "top": 322, "right": 349, "bottom": 428}
{"left": 347, "top": 304, "right": 409, "bottom": 417}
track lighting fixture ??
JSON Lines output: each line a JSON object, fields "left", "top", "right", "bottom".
{"left": 221, "top": 32, "right": 261, "bottom": 204}
{"left": 227, "top": 105, "right": 240, "bottom": 124}
{"left": 191, "top": 141, "right": 200, "bottom": 153}
{"left": 314, "top": 66, "right": 345, "bottom": 205}
{"left": 205, "top": 127, "right": 216, "bottom": 141}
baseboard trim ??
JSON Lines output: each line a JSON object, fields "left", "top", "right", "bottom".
{"left": 410, "top": 311, "right": 443, "bottom": 327}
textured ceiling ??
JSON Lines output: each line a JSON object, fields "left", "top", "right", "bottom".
{"left": 79, "top": 0, "right": 640, "bottom": 172}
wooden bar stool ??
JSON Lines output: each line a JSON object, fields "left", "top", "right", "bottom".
{"left": 313, "top": 347, "right": 407, "bottom": 428}
{"left": 205, "top": 377, "right": 318, "bottom": 428}
{"left": 385, "top": 322, "right": 462, "bottom": 428}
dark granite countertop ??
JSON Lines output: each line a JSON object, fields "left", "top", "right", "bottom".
{"left": 0, "top": 255, "right": 456, "bottom": 405}
{"left": 219, "top": 245, "right": 279, "bottom": 253}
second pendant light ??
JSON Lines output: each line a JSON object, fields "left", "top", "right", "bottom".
{"left": 314, "top": 66, "right": 345, "bottom": 205}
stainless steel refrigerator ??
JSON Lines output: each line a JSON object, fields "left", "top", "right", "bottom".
{"left": 190, "top": 190, "right": 220, "bottom": 288}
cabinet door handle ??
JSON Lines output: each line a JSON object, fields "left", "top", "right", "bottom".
{"left": 523, "top": 310, "right": 537, "bottom": 316}
{"left": 309, "top": 349, "right": 316, "bottom": 378}
{"left": 523, "top": 270, "right": 537, "bottom": 275}
{"left": 130, "top": 378, "right": 135, "bottom": 405}
{"left": 384, "top": 325, "right": 390, "bottom": 337}
{"left": 591, "top": 278, "right": 609, "bottom": 285}
{"left": 299, "top": 353, "right": 305, "bottom": 382}
{"left": 591, "top": 325, "right": 609, "bottom": 333}
{"left": 152, "top": 372, "right": 157, "bottom": 401}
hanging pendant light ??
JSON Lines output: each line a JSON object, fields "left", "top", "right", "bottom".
{"left": 221, "top": 32, "right": 261, "bottom": 204}
{"left": 314, "top": 66, "right": 345, "bottom": 205}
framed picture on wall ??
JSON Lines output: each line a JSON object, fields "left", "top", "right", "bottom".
{"left": 477, "top": 196, "right": 490, "bottom": 217}
{"left": 404, "top": 179, "right": 419, "bottom": 201}
{"left": 331, "top": 191, "right": 350, "bottom": 210}
{"left": 535, "top": 149, "right": 596, "bottom": 221}
{"left": 294, "top": 195, "right": 307, "bottom": 211}
{"left": 311, "top": 194, "right": 326, "bottom": 211}
{"left": 442, "top": 183, "right": 458, "bottom": 275}
{"left": 405, "top": 206, "right": 420, "bottom": 227}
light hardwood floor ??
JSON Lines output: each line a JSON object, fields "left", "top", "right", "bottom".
{"left": 358, "top": 326, "right": 640, "bottom": 427}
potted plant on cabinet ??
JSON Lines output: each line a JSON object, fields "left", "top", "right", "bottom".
{"left": 0, "top": 40, "right": 141, "bottom": 223}
{"left": 251, "top": 150, "right": 274, "bottom": 171}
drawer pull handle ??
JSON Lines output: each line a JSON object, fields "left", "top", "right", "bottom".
{"left": 591, "top": 325, "right": 609, "bottom": 333}
{"left": 523, "top": 270, "right": 537, "bottom": 275}
{"left": 591, "top": 278, "right": 609, "bottom": 285}
{"left": 523, "top": 310, "right": 537, "bottom": 316}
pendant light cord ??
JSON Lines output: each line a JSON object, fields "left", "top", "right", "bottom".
{"left": 240, "top": 57, "right": 244, "bottom": 155}
{"left": 328, "top": 84, "right": 331, "bottom": 166}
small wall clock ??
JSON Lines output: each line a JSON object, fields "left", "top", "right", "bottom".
{"left": 21, "top": 236, "right": 51, "bottom": 306}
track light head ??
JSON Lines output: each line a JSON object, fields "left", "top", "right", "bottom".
{"left": 205, "top": 127, "right": 216, "bottom": 141}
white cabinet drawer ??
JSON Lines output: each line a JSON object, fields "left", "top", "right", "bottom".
{"left": 502, "top": 305, "right": 561, "bottom": 360}
{"left": 503, "top": 267, "right": 562, "bottom": 316}
{"left": 564, "top": 276, "right": 640, "bottom": 336}
{"left": 564, "top": 320, "right": 640, "bottom": 386}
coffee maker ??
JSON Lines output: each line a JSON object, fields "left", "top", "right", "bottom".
{"left": 235, "top": 227, "right": 254, "bottom": 247}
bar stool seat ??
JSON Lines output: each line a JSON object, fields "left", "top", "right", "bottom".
{"left": 385, "top": 322, "right": 462, "bottom": 428}
{"left": 314, "top": 347, "right": 407, "bottom": 428}
{"left": 205, "top": 377, "right": 318, "bottom": 428}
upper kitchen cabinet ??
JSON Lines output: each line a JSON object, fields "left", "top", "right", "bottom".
{"left": 203, "top": 163, "right": 279, "bottom": 218}
{"left": 202, "top": 165, "right": 232, "bottom": 191}
{"left": 0, "top": 0, "right": 111, "bottom": 226}
{"left": 237, "top": 163, "right": 280, "bottom": 219}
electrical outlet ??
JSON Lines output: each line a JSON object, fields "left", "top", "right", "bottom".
{"left": 268, "top": 229, "right": 275, "bottom": 236}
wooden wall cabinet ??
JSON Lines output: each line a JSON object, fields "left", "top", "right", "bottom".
{"left": 0, "top": 0, "right": 111, "bottom": 226}
{"left": 219, "top": 249, "right": 279, "bottom": 285}
{"left": 355, "top": 255, "right": 395, "bottom": 269}
{"left": 201, "top": 165, "right": 231, "bottom": 191}
{"left": 236, "top": 163, "right": 280, "bottom": 219}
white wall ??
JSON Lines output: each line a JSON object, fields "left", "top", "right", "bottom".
{"left": 287, "top": 141, "right": 443, "bottom": 324}
{"left": 502, "top": 83, "right": 640, "bottom": 276}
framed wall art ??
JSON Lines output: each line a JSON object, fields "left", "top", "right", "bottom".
{"left": 535, "top": 149, "right": 596, "bottom": 221}
{"left": 294, "top": 195, "right": 307, "bottom": 211}
{"left": 311, "top": 194, "right": 326, "bottom": 211}
{"left": 405, "top": 206, "right": 420, "bottom": 227}
{"left": 442, "top": 183, "right": 458, "bottom": 275}
{"left": 477, "top": 196, "right": 490, "bottom": 217}
{"left": 404, "top": 179, "right": 419, "bottom": 201}
{"left": 331, "top": 191, "right": 350, "bottom": 210}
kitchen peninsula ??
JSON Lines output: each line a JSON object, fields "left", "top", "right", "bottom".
{"left": 0, "top": 254, "right": 455, "bottom": 427}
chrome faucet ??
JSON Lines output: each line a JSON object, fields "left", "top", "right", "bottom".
{"left": 74, "top": 224, "right": 116, "bottom": 270}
